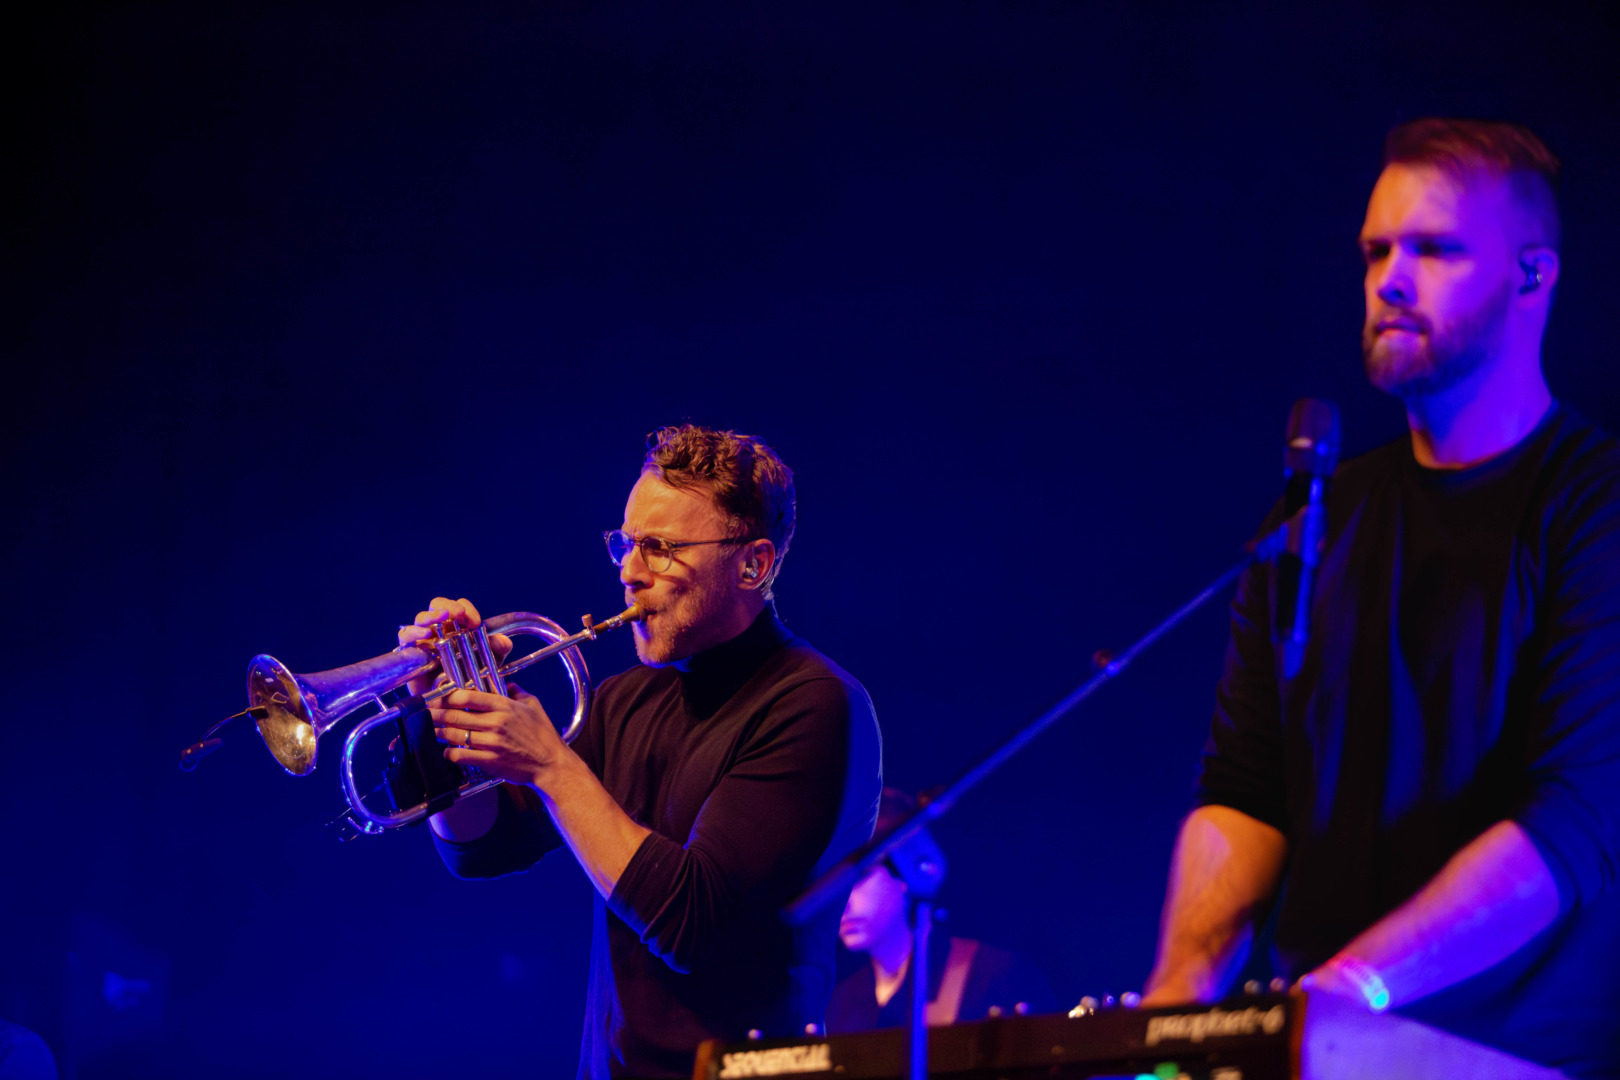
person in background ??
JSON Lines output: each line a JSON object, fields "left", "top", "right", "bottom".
{"left": 1143, "top": 119, "right": 1620, "bottom": 1077}
{"left": 826, "top": 788, "right": 1056, "bottom": 1033}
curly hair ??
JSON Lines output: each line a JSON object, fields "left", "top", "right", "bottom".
{"left": 1382, "top": 117, "right": 1562, "bottom": 248}
{"left": 642, "top": 424, "right": 796, "bottom": 594}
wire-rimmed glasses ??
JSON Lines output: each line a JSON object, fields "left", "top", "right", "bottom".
{"left": 603, "top": 530, "right": 750, "bottom": 573}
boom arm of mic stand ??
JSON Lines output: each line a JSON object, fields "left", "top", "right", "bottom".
{"left": 784, "top": 538, "right": 1281, "bottom": 928}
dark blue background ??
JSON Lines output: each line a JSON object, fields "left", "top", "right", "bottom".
{"left": 7, "top": 3, "right": 1619, "bottom": 1076}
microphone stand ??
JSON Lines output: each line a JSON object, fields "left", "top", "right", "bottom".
{"left": 907, "top": 896, "right": 934, "bottom": 1077}
{"left": 785, "top": 514, "right": 1306, "bottom": 1080}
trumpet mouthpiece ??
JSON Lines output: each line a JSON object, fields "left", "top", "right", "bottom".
{"left": 582, "top": 605, "right": 642, "bottom": 639}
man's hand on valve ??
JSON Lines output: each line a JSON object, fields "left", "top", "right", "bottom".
{"left": 394, "top": 596, "right": 568, "bottom": 790}
{"left": 396, "top": 597, "right": 513, "bottom": 693}
{"left": 434, "top": 683, "right": 568, "bottom": 788}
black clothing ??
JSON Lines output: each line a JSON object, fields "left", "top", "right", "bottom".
{"left": 435, "top": 607, "right": 883, "bottom": 1079}
{"left": 1196, "top": 405, "right": 1620, "bottom": 1076}
{"left": 824, "top": 935, "right": 1057, "bottom": 1034}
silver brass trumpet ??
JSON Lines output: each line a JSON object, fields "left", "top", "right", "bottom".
{"left": 239, "top": 605, "right": 641, "bottom": 834}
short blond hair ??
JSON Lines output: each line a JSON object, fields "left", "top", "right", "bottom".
{"left": 1383, "top": 117, "right": 1562, "bottom": 248}
{"left": 642, "top": 424, "right": 796, "bottom": 592}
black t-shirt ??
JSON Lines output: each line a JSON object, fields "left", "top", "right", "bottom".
{"left": 435, "top": 606, "right": 883, "bottom": 1079}
{"left": 1196, "top": 405, "right": 1620, "bottom": 1077}
{"left": 824, "top": 935, "right": 1058, "bottom": 1034}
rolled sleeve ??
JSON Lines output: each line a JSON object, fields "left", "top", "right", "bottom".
{"left": 1194, "top": 558, "right": 1288, "bottom": 832}
{"left": 432, "top": 784, "right": 564, "bottom": 880}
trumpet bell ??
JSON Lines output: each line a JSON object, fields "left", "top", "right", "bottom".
{"left": 246, "top": 655, "right": 316, "bottom": 775}
{"left": 247, "top": 644, "right": 436, "bottom": 776}
{"left": 194, "top": 604, "right": 641, "bottom": 834}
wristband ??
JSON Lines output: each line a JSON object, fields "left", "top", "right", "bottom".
{"left": 1328, "top": 955, "right": 1391, "bottom": 1012}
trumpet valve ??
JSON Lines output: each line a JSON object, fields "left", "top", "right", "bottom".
{"left": 581, "top": 614, "right": 597, "bottom": 640}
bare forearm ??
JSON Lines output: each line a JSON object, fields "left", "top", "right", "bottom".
{"left": 535, "top": 750, "right": 652, "bottom": 899}
{"left": 1309, "top": 820, "right": 1558, "bottom": 1009}
{"left": 1144, "top": 805, "right": 1287, "bottom": 1004}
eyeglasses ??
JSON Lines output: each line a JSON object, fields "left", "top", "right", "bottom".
{"left": 603, "top": 529, "right": 750, "bottom": 573}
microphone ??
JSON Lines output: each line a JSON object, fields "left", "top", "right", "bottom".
{"left": 178, "top": 738, "right": 225, "bottom": 771}
{"left": 1274, "top": 399, "right": 1341, "bottom": 679}
{"left": 177, "top": 706, "right": 268, "bottom": 771}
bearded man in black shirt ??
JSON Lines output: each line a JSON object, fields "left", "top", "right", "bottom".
{"left": 398, "top": 425, "right": 882, "bottom": 1080}
{"left": 1143, "top": 119, "right": 1620, "bottom": 1076}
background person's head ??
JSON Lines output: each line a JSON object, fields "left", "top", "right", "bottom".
{"left": 839, "top": 789, "right": 946, "bottom": 955}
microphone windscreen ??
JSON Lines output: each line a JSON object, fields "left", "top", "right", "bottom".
{"left": 1284, "top": 399, "right": 1342, "bottom": 479}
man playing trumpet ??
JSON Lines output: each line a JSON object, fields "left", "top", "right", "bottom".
{"left": 400, "top": 424, "right": 883, "bottom": 1080}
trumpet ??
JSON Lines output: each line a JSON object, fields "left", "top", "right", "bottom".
{"left": 197, "top": 605, "right": 641, "bottom": 835}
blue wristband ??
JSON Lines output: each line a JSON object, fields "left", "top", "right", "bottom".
{"left": 1331, "top": 956, "right": 1391, "bottom": 1012}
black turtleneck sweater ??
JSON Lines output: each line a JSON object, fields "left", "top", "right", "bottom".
{"left": 434, "top": 606, "right": 883, "bottom": 1080}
